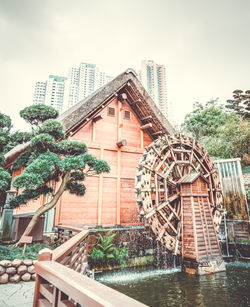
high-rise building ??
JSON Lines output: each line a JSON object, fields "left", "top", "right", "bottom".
{"left": 44, "top": 75, "right": 67, "bottom": 113}
{"left": 63, "top": 62, "right": 112, "bottom": 111}
{"left": 139, "top": 60, "right": 168, "bottom": 118}
{"left": 33, "top": 76, "right": 67, "bottom": 113}
{"left": 33, "top": 81, "right": 47, "bottom": 104}
{"left": 63, "top": 67, "right": 80, "bottom": 109}
{"left": 33, "top": 62, "right": 112, "bottom": 114}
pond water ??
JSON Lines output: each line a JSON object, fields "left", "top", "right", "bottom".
{"left": 96, "top": 262, "right": 250, "bottom": 307}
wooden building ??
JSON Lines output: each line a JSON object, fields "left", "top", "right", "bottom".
{"left": 7, "top": 69, "right": 174, "bottom": 229}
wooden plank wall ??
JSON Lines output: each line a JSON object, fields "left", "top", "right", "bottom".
{"left": 56, "top": 97, "right": 153, "bottom": 226}
{"left": 182, "top": 178, "right": 221, "bottom": 262}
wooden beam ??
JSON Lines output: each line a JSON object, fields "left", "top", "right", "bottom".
{"left": 92, "top": 115, "right": 103, "bottom": 122}
{"left": 166, "top": 202, "right": 180, "bottom": 220}
{"left": 118, "top": 93, "right": 127, "bottom": 101}
{"left": 130, "top": 99, "right": 141, "bottom": 105}
{"left": 140, "top": 123, "right": 153, "bottom": 130}
{"left": 155, "top": 150, "right": 170, "bottom": 172}
{"left": 152, "top": 131, "right": 163, "bottom": 136}
{"left": 155, "top": 173, "right": 159, "bottom": 206}
{"left": 160, "top": 212, "right": 177, "bottom": 234}
{"left": 141, "top": 115, "right": 152, "bottom": 121}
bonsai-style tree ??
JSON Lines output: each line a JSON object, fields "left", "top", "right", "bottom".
{"left": 226, "top": 89, "right": 250, "bottom": 119}
{"left": 10, "top": 105, "right": 110, "bottom": 245}
{"left": 0, "top": 112, "right": 31, "bottom": 207}
{"left": 20, "top": 104, "right": 59, "bottom": 127}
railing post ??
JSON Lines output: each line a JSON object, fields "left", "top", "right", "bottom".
{"left": 33, "top": 248, "right": 53, "bottom": 307}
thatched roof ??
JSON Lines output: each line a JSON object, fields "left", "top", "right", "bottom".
{"left": 59, "top": 69, "right": 174, "bottom": 137}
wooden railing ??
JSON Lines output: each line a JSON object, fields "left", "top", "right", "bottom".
{"left": 34, "top": 228, "right": 147, "bottom": 307}
{"left": 57, "top": 225, "right": 83, "bottom": 244}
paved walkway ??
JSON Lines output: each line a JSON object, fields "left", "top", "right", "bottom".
{"left": 0, "top": 281, "right": 35, "bottom": 307}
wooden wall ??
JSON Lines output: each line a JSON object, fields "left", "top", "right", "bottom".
{"left": 54, "top": 97, "right": 153, "bottom": 226}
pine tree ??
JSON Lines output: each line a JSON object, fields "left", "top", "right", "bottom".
{"left": 10, "top": 105, "right": 110, "bottom": 245}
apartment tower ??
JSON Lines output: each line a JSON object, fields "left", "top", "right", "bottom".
{"left": 140, "top": 60, "right": 168, "bottom": 118}
{"left": 33, "top": 62, "right": 112, "bottom": 114}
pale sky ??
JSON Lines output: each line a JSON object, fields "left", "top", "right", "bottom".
{"left": 0, "top": 0, "right": 249, "bottom": 131}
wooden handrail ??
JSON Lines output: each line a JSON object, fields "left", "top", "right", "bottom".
{"left": 35, "top": 260, "right": 147, "bottom": 307}
{"left": 34, "top": 228, "right": 148, "bottom": 306}
{"left": 53, "top": 230, "right": 89, "bottom": 262}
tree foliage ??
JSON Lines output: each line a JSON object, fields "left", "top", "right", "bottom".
{"left": 202, "top": 117, "right": 250, "bottom": 162}
{"left": 226, "top": 89, "right": 250, "bottom": 118}
{"left": 182, "top": 99, "right": 250, "bottom": 164}
{"left": 20, "top": 104, "right": 59, "bottom": 127}
{"left": 9, "top": 104, "right": 110, "bottom": 243}
{"left": 182, "top": 100, "right": 234, "bottom": 141}
{"left": 0, "top": 112, "right": 32, "bottom": 207}
{"left": 0, "top": 113, "right": 12, "bottom": 155}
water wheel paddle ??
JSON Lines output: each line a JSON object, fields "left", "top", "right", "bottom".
{"left": 135, "top": 134, "right": 223, "bottom": 256}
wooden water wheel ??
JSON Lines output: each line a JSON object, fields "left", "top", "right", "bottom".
{"left": 135, "top": 134, "right": 223, "bottom": 256}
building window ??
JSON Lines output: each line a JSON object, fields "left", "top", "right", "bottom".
{"left": 107, "top": 107, "right": 115, "bottom": 117}
{"left": 124, "top": 110, "right": 131, "bottom": 120}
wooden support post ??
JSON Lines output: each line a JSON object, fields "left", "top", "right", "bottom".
{"left": 117, "top": 151, "right": 121, "bottom": 225}
{"left": 33, "top": 248, "right": 53, "bottom": 307}
{"left": 92, "top": 121, "right": 96, "bottom": 143}
{"left": 140, "top": 130, "right": 144, "bottom": 149}
{"left": 98, "top": 147, "right": 104, "bottom": 225}
{"left": 20, "top": 235, "right": 33, "bottom": 256}
{"left": 116, "top": 99, "right": 122, "bottom": 225}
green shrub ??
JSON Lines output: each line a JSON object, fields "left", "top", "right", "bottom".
{"left": 114, "top": 247, "right": 129, "bottom": 268}
{"left": 90, "top": 230, "right": 129, "bottom": 268}
{"left": 90, "top": 248, "right": 105, "bottom": 263}
{"left": 0, "top": 243, "right": 48, "bottom": 261}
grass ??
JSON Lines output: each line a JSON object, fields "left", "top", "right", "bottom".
{"left": 0, "top": 242, "right": 49, "bottom": 261}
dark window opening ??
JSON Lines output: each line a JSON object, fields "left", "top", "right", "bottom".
{"left": 107, "top": 107, "right": 115, "bottom": 117}
{"left": 124, "top": 110, "right": 131, "bottom": 120}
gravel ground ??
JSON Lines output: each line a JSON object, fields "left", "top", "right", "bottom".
{"left": 0, "top": 281, "right": 35, "bottom": 307}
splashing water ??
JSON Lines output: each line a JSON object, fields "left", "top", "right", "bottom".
{"left": 97, "top": 267, "right": 181, "bottom": 284}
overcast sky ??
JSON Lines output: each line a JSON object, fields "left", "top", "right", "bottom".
{"left": 0, "top": 0, "right": 249, "bottom": 130}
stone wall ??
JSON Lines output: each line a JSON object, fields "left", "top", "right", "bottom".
{"left": 86, "top": 226, "right": 180, "bottom": 269}
{"left": 0, "top": 259, "right": 36, "bottom": 284}
{"left": 87, "top": 226, "right": 155, "bottom": 269}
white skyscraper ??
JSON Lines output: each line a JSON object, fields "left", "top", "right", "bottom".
{"left": 33, "top": 81, "right": 47, "bottom": 104}
{"left": 140, "top": 60, "right": 168, "bottom": 118}
{"left": 63, "top": 67, "right": 80, "bottom": 109}
{"left": 44, "top": 75, "right": 67, "bottom": 113}
{"left": 63, "top": 62, "right": 113, "bottom": 111}
{"left": 33, "top": 62, "right": 112, "bottom": 113}
{"left": 33, "top": 76, "right": 67, "bottom": 113}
